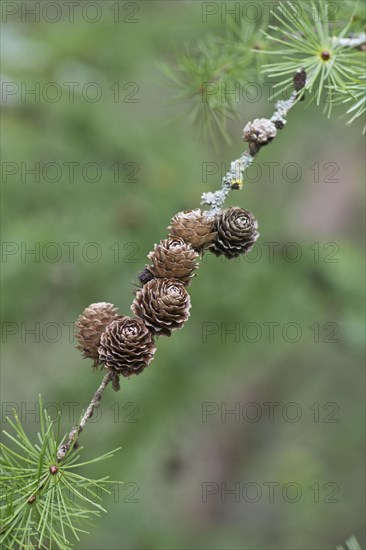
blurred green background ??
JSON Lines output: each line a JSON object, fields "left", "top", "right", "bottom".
{"left": 1, "top": 1, "right": 365, "bottom": 549}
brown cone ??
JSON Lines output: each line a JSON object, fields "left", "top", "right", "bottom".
{"left": 168, "top": 209, "right": 217, "bottom": 251}
{"left": 147, "top": 237, "right": 199, "bottom": 286}
{"left": 210, "top": 207, "right": 259, "bottom": 259}
{"left": 75, "top": 302, "right": 121, "bottom": 368}
{"left": 131, "top": 278, "right": 191, "bottom": 336}
{"left": 98, "top": 317, "right": 156, "bottom": 377}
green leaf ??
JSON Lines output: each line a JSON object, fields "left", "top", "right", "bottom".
{"left": 0, "top": 395, "right": 121, "bottom": 549}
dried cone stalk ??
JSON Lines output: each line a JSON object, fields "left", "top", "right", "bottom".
{"left": 210, "top": 206, "right": 259, "bottom": 259}
{"left": 75, "top": 302, "right": 121, "bottom": 368}
{"left": 147, "top": 237, "right": 199, "bottom": 286}
{"left": 131, "top": 278, "right": 191, "bottom": 336}
{"left": 98, "top": 317, "right": 156, "bottom": 377}
{"left": 168, "top": 209, "right": 217, "bottom": 251}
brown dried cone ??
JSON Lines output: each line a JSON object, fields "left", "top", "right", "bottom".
{"left": 98, "top": 317, "right": 156, "bottom": 377}
{"left": 168, "top": 209, "right": 217, "bottom": 251}
{"left": 210, "top": 207, "right": 259, "bottom": 259}
{"left": 131, "top": 278, "right": 191, "bottom": 336}
{"left": 243, "top": 118, "right": 277, "bottom": 154}
{"left": 75, "top": 302, "right": 121, "bottom": 368}
{"left": 147, "top": 237, "right": 199, "bottom": 286}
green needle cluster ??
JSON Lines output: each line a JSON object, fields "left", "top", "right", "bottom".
{"left": 0, "top": 396, "right": 121, "bottom": 549}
